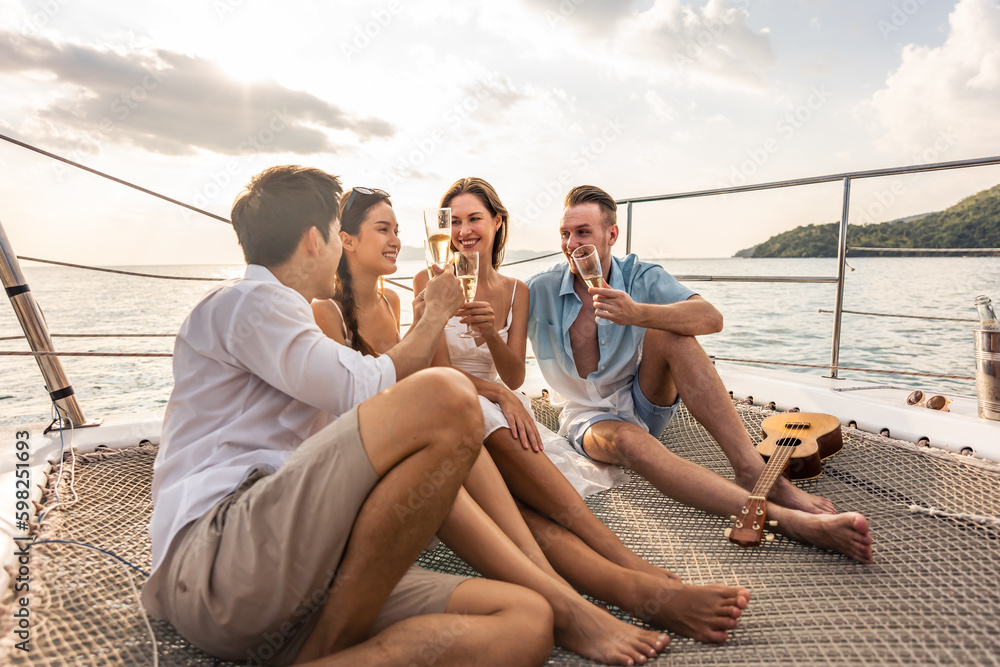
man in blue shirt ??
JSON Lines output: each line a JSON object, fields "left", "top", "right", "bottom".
{"left": 527, "top": 185, "right": 873, "bottom": 564}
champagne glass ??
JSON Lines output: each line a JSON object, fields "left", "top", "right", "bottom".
{"left": 570, "top": 244, "right": 610, "bottom": 325}
{"left": 455, "top": 250, "right": 480, "bottom": 339}
{"left": 422, "top": 239, "right": 454, "bottom": 328}
{"left": 423, "top": 208, "right": 453, "bottom": 277}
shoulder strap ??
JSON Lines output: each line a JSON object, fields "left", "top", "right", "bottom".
{"left": 380, "top": 291, "right": 399, "bottom": 331}
{"left": 329, "top": 299, "right": 350, "bottom": 342}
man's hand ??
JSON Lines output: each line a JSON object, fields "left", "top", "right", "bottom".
{"left": 422, "top": 265, "right": 463, "bottom": 326}
{"left": 590, "top": 286, "right": 642, "bottom": 326}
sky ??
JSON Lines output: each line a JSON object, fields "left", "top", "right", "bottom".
{"left": 0, "top": 0, "right": 999, "bottom": 265}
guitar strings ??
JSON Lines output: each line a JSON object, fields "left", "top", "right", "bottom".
{"left": 741, "top": 417, "right": 805, "bottom": 532}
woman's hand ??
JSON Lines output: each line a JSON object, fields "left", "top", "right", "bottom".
{"left": 496, "top": 389, "right": 543, "bottom": 452}
{"left": 458, "top": 300, "right": 498, "bottom": 338}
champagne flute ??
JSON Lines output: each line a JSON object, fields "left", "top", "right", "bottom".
{"left": 570, "top": 244, "right": 610, "bottom": 325}
{"left": 423, "top": 208, "right": 453, "bottom": 277}
{"left": 455, "top": 250, "right": 480, "bottom": 339}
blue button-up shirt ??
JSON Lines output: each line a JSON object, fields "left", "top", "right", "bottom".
{"left": 527, "top": 254, "right": 695, "bottom": 435}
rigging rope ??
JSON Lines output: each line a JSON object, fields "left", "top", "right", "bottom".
{"left": 0, "top": 133, "right": 232, "bottom": 225}
{"left": 818, "top": 308, "right": 978, "bottom": 323}
{"left": 0, "top": 351, "right": 172, "bottom": 358}
{"left": 0, "top": 333, "right": 175, "bottom": 341}
{"left": 849, "top": 246, "right": 1000, "bottom": 254}
{"left": 17, "top": 251, "right": 565, "bottom": 285}
{"left": 0, "top": 350, "right": 978, "bottom": 381}
{"left": 712, "top": 356, "right": 976, "bottom": 381}
{"left": 18, "top": 256, "right": 222, "bottom": 281}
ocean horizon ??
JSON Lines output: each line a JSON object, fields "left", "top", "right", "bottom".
{"left": 2, "top": 255, "right": 998, "bottom": 427}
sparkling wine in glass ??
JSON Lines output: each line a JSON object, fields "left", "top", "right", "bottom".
{"left": 570, "top": 245, "right": 609, "bottom": 324}
{"left": 423, "top": 208, "right": 453, "bottom": 276}
{"left": 455, "top": 250, "right": 480, "bottom": 339}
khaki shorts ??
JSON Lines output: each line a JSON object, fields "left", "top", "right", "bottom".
{"left": 150, "top": 406, "right": 467, "bottom": 665}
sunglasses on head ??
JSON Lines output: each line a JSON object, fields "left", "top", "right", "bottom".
{"left": 343, "top": 187, "right": 390, "bottom": 215}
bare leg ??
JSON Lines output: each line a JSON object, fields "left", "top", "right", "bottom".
{"left": 583, "top": 420, "right": 873, "bottom": 564}
{"left": 521, "top": 506, "right": 751, "bottom": 643}
{"left": 484, "top": 428, "right": 679, "bottom": 580}
{"left": 438, "top": 487, "right": 669, "bottom": 665}
{"left": 637, "top": 329, "right": 836, "bottom": 514}
{"left": 295, "top": 580, "right": 553, "bottom": 666}
{"left": 462, "top": 446, "right": 568, "bottom": 585}
{"left": 294, "top": 369, "right": 484, "bottom": 660}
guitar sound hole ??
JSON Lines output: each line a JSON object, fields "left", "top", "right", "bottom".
{"left": 776, "top": 437, "right": 802, "bottom": 448}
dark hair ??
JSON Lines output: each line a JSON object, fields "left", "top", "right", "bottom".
{"left": 565, "top": 185, "right": 617, "bottom": 228}
{"left": 440, "top": 177, "right": 509, "bottom": 269}
{"left": 231, "top": 166, "right": 343, "bottom": 267}
{"left": 334, "top": 187, "right": 393, "bottom": 357}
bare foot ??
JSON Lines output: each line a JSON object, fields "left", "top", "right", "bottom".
{"left": 553, "top": 595, "right": 668, "bottom": 665}
{"left": 781, "top": 511, "right": 873, "bottom": 563}
{"left": 610, "top": 549, "right": 682, "bottom": 582}
{"left": 735, "top": 469, "right": 835, "bottom": 514}
{"left": 629, "top": 580, "right": 750, "bottom": 643}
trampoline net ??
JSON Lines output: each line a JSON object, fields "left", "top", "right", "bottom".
{"left": 3, "top": 399, "right": 999, "bottom": 666}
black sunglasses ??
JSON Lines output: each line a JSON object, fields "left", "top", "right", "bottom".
{"left": 343, "top": 187, "right": 390, "bottom": 214}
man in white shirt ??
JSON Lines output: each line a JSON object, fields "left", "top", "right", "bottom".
{"left": 143, "top": 166, "right": 554, "bottom": 666}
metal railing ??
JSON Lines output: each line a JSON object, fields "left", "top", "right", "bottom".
{"left": 0, "top": 220, "right": 93, "bottom": 427}
{"left": 618, "top": 155, "right": 1000, "bottom": 378}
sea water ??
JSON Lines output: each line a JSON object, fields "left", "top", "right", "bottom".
{"left": 2, "top": 256, "right": 998, "bottom": 428}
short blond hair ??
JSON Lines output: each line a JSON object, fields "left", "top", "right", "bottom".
{"left": 565, "top": 185, "right": 616, "bottom": 228}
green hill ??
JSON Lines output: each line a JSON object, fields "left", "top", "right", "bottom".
{"left": 738, "top": 184, "right": 1000, "bottom": 257}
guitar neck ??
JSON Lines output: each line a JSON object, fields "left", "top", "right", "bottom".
{"left": 750, "top": 442, "right": 796, "bottom": 499}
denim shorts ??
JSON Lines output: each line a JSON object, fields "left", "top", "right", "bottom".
{"left": 565, "top": 379, "right": 681, "bottom": 459}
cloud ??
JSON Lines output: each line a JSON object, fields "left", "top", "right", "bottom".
{"left": 865, "top": 0, "right": 1000, "bottom": 157}
{"left": 519, "top": 0, "right": 640, "bottom": 33}
{"left": 0, "top": 30, "right": 395, "bottom": 156}
{"left": 610, "top": 0, "right": 773, "bottom": 90}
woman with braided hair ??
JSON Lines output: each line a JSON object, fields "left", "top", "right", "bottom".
{"left": 312, "top": 186, "right": 401, "bottom": 356}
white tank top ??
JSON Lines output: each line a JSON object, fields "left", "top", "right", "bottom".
{"left": 444, "top": 282, "right": 517, "bottom": 383}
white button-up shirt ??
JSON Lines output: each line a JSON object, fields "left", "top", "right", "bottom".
{"left": 148, "top": 264, "right": 395, "bottom": 576}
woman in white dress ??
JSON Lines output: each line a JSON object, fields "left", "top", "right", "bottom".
{"left": 318, "top": 186, "right": 752, "bottom": 648}
{"left": 414, "top": 179, "right": 705, "bottom": 581}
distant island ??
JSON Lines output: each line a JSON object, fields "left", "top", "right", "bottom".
{"left": 735, "top": 183, "right": 1000, "bottom": 257}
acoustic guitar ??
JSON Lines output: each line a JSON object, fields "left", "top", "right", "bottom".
{"left": 725, "top": 412, "right": 843, "bottom": 548}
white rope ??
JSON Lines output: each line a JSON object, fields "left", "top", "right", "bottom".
{"left": 125, "top": 566, "right": 159, "bottom": 667}
{"left": 37, "top": 405, "right": 78, "bottom": 524}
{"left": 908, "top": 504, "right": 1000, "bottom": 527}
